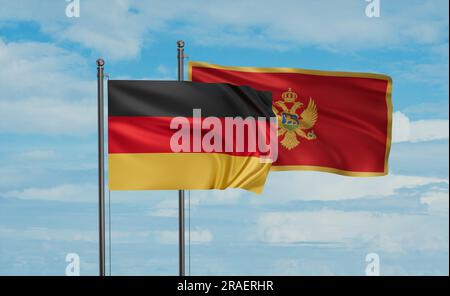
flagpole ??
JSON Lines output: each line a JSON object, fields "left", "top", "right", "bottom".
{"left": 177, "top": 40, "right": 186, "bottom": 276}
{"left": 96, "top": 58, "right": 106, "bottom": 276}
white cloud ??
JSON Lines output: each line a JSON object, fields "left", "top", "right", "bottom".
{"left": 397, "top": 62, "right": 449, "bottom": 87}
{"left": 190, "top": 229, "right": 214, "bottom": 244}
{"left": 156, "top": 64, "right": 175, "bottom": 78}
{"left": 15, "top": 149, "right": 59, "bottom": 161}
{"left": 260, "top": 173, "right": 447, "bottom": 202}
{"left": 0, "top": 226, "right": 98, "bottom": 242}
{"left": 0, "top": 97, "right": 96, "bottom": 134}
{"left": 409, "top": 119, "right": 450, "bottom": 142}
{"left": 257, "top": 208, "right": 449, "bottom": 253}
{"left": 421, "top": 190, "right": 449, "bottom": 213}
{"left": 135, "top": 0, "right": 449, "bottom": 51}
{"left": 0, "top": 0, "right": 146, "bottom": 61}
{"left": 147, "top": 189, "right": 244, "bottom": 217}
{"left": 157, "top": 229, "right": 213, "bottom": 244}
{"left": 1, "top": 1, "right": 448, "bottom": 59}
{"left": 0, "top": 39, "right": 96, "bottom": 135}
{"left": 60, "top": 0, "right": 146, "bottom": 60}
{"left": 0, "top": 226, "right": 164, "bottom": 245}
{"left": 0, "top": 167, "right": 32, "bottom": 188}
{"left": 143, "top": 173, "right": 448, "bottom": 209}
{"left": 3, "top": 183, "right": 97, "bottom": 203}
{"left": 271, "top": 258, "right": 335, "bottom": 275}
{"left": 0, "top": 39, "right": 92, "bottom": 100}
{"left": 393, "top": 111, "right": 449, "bottom": 143}
{"left": 402, "top": 101, "right": 449, "bottom": 118}
{"left": 149, "top": 208, "right": 178, "bottom": 218}
{"left": 190, "top": 189, "right": 244, "bottom": 205}
{"left": 142, "top": 173, "right": 448, "bottom": 211}
{"left": 393, "top": 111, "right": 411, "bottom": 142}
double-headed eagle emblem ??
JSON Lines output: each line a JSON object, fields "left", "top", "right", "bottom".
{"left": 272, "top": 88, "right": 318, "bottom": 150}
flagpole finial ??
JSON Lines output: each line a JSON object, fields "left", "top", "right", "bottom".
{"left": 96, "top": 58, "right": 105, "bottom": 67}
{"left": 177, "top": 40, "right": 185, "bottom": 48}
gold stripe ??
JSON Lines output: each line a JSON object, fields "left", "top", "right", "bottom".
{"left": 189, "top": 61, "right": 393, "bottom": 176}
{"left": 188, "top": 61, "right": 392, "bottom": 81}
{"left": 108, "top": 153, "right": 271, "bottom": 193}
{"left": 270, "top": 165, "right": 386, "bottom": 177}
{"left": 384, "top": 79, "right": 393, "bottom": 175}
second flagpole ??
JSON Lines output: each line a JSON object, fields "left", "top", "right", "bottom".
{"left": 177, "top": 40, "right": 186, "bottom": 276}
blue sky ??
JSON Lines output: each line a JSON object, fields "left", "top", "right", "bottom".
{"left": 0, "top": 0, "right": 448, "bottom": 275}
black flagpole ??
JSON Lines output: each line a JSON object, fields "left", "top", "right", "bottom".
{"left": 177, "top": 40, "right": 186, "bottom": 276}
{"left": 96, "top": 58, "right": 106, "bottom": 276}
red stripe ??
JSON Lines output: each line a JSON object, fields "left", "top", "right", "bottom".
{"left": 108, "top": 116, "right": 276, "bottom": 157}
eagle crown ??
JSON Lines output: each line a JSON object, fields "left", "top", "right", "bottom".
{"left": 281, "top": 88, "right": 298, "bottom": 103}
{"left": 273, "top": 87, "right": 319, "bottom": 150}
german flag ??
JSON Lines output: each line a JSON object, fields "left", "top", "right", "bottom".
{"left": 189, "top": 62, "right": 393, "bottom": 177}
{"left": 108, "top": 80, "right": 275, "bottom": 193}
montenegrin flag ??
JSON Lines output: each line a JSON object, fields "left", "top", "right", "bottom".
{"left": 189, "top": 62, "right": 393, "bottom": 176}
{"left": 108, "top": 80, "right": 276, "bottom": 193}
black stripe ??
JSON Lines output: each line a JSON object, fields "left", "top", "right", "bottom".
{"left": 108, "top": 80, "right": 273, "bottom": 117}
